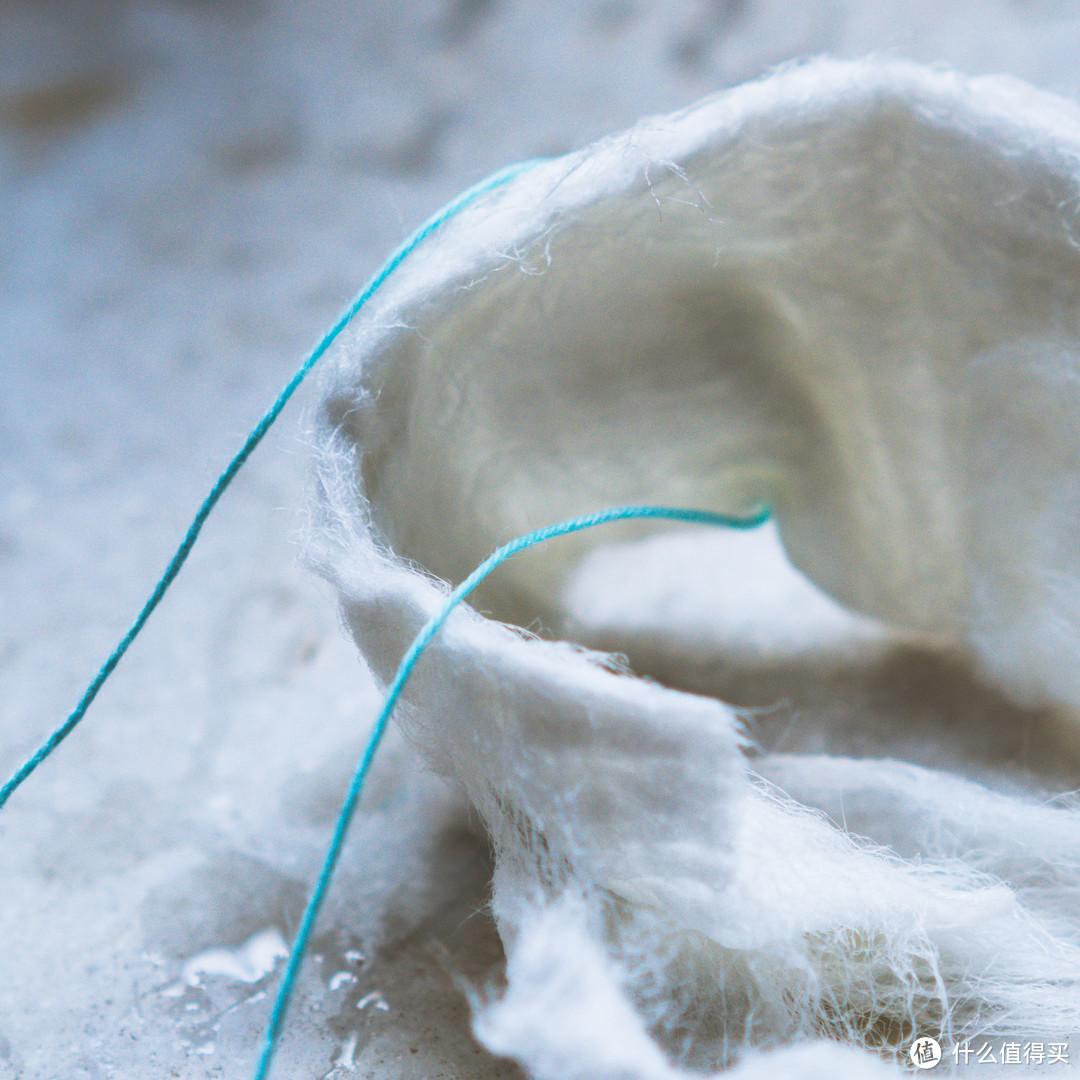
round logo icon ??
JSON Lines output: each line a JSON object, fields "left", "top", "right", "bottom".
{"left": 910, "top": 1036, "right": 942, "bottom": 1070}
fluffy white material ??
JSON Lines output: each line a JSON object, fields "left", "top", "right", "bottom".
{"left": 311, "top": 57, "right": 1080, "bottom": 1078}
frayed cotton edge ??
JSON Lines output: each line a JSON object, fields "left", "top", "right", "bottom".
{"left": 472, "top": 777, "right": 1080, "bottom": 1075}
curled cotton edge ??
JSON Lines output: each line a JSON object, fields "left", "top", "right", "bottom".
{"left": 320, "top": 54, "right": 1080, "bottom": 715}
{"left": 309, "top": 56, "right": 1080, "bottom": 1078}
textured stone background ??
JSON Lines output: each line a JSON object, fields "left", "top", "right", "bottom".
{"left": 4, "top": 2, "right": 1080, "bottom": 1077}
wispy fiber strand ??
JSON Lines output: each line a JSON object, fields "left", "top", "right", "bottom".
{"left": 253, "top": 503, "right": 770, "bottom": 1080}
{"left": 0, "top": 157, "right": 544, "bottom": 812}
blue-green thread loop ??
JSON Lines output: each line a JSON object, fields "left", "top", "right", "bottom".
{"left": 253, "top": 502, "right": 770, "bottom": 1080}
{"left": 0, "top": 148, "right": 772, "bottom": 1080}
{"left": 0, "top": 157, "right": 544, "bottom": 812}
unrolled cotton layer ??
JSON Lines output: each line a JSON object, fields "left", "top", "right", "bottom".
{"left": 322, "top": 56, "right": 1080, "bottom": 714}
{"left": 312, "top": 57, "right": 1080, "bottom": 1080}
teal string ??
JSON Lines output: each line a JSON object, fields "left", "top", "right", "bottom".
{"left": 0, "top": 157, "right": 544, "bottom": 812}
{"left": 252, "top": 501, "right": 770, "bottom": 1080}
{"left": 1, "top": 143, "right": 772, "bottom": 1077}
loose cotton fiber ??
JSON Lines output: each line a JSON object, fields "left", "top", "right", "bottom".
{"left": 310, "top": 58, "right": 1080, "bottom": 1078}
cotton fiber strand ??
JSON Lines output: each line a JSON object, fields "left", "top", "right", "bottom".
{"left": 310, "top": 58, "right": 1080, "bottom": 1078}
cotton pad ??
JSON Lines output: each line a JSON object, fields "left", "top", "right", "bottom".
{"left": 311, "top": 57, "right": 1080, "bottom": 1079}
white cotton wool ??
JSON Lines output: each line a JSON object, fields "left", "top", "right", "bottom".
{"left": 310, "top": 58, "right": 1080, "bottom": 1079}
